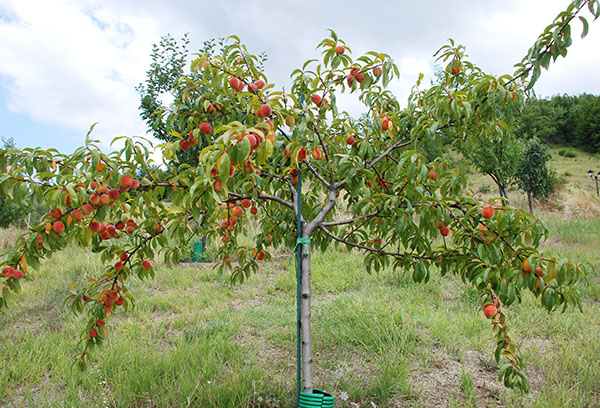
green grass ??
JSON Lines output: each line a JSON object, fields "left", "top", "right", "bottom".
{"left": 1, "top": 210, "right": 599, "bottom": 407}
{"left": 1, "top": 147, "right": 599, "bottom": 407}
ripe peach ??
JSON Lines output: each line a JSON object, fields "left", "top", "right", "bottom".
{"left": 99, "top": 194, "right": 110, "bottom": 206}
{"left": 90, "top": 181, "right": 98, "bottom": 190}
{"left": 346, "top": 74, "right": 355, "bottom": 86}
{"left": 255, "top": 80, "right": 266, "bottom": 89}
{"left": 214, "top": 179, "right": 223, "bottom": 192}
{"left": 245, "top": 133, "right": 257, "bottom": 148}
{"left": 96, "top": 184, "right": 108, "bottom": 194}
{"left": 312, "top": 148, "right": 323, "bottom": 160}
{"left": 2, "top": 266, "right": 15, "bottom": 277}
{"left": 381, "top": 119, "right": 391, "bottom": 131}
{"left": 248, "top": 82, "right": 258, "bottom": 93}
{"left": 89, "top": 328, "right": 98, "bottom": 338}
{"left": 81, "top": 203, "right": 93, "bottom": 215}
{"left": 53, "top": 220, "right": 65, "bottom": 233}
{"left": 121, "top": 175, "right": 133, "bottom": 188}
{"left": 428, "top": 171, "right": 436, "bottom": 180}
{"left": 97, "top": 319, "right": 105, "bottom": 327}
{"left": 261, "top": 104, "right": 272, "bottom": 117}
{"left": 116, "top": 221, "right": 125, "bottom": 230}
{"left": 257, "top": 251, "right": 265, "bottom": 260}
{"left": 108, "top": 189, "right": 120, "bottom": 200}
{"left": 372, "top": 66, "right": 382, "bottom": 77}
{"left": 241, "top": 199, "right": 251, "bottom": 208}
{"left": 131, "top": 179, "right": 140, "bottom": 189}
{"left": 71, "top": 209, "right": 83, "bottom": 221}
{"left": 126, "top": 226, "right": 135, "bottom": 234}
{"left": 180, "top": 139, "right": 191, "bottom": 151}
{"left": 12, "top": 269, "right": 24, "bottom": 279}
{"left": 229, "top": 77, "right": 241, "bottom": 90}
{"left": 356, "top": 73, "right": 364, "bottom": 83}
{"left": 89, "top": 222, "right": 101, "bottom": 232}
{"left": 440, "top": 226, "right": 450, "bottom": 237}
{"left": 482, "top": 205, "right": 495, "bottom": 219}
{"left": 115, "top": 262, "right": 123, "bottom": 271}
{"left": 350, "top": 68, "right": 359, "bottom": 76}
{"left": 199, "top": 122, "right": 212, "bottom": 135}
{"left": 229, "top": 216, "right": 237, "bottom": 226}
{"left": 250, "top": 206, "right": 258, "bottom": 215}
{"left": 335, "top": 45, "right": 345, "bottom": 55}
{"left": 232, "top": 206, "right": 243, "bottom": 217}
{"left": 483, "top": 304, "right": 497, "bottom": 318}
{"left": 535, "top": 266, "right": 544, "bottom": 277}
{"left": 142, "top": 260, "right": 151, "bottom": 270}
{"left": 347, "top": 135, "right": 355, "bottom": 145}
{"left": 49, "top": 208, "right": 62, "bottom": 219}
{"left": 116, "top": 297, "right": 124, "bottom": 306}
{"left": 120, "top": 252, "right": 128, "bottom": 262}
{"left": 90, "top": 194, "right": 100, "bottom": 206}
{"left": 227, "top": 225, "right": 235, "bottom": 231}
{"left": 100, "top": 230, "right": 111, "bottom": 240}
{"left": 298, "top": 147, "right": 306, "bottom": 161}
{"left": 311, "top": 94, "right": 322, "bottom": 105}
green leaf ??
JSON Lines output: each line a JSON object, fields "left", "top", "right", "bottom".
{"left": 579, "top": 16, "right": 589, "bottom": 38}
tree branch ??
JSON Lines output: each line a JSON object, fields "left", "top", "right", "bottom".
{"left": 321, "top": 211, "right": 379, "bottom": 227}
{"left": 366, "top": 138, "right": 412, "bottom": 169}
{"left": 228, "top": 191, "right": 294, "bottom": 210}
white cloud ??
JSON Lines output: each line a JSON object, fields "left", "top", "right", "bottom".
{"left": 0, "top": 0, "right": 159, "bottom": 147}
{"left": 0, "top": 0, "right": 598, "bottom": 153}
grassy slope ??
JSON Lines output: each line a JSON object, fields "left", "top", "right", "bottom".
{"left": 0, "top": 147, "right": 599, "bottom": 408}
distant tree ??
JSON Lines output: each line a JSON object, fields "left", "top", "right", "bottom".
{"left": 136, "top": 34, "right": 268, "bottom": 167}
{"left": 573, "top": 94, "right": 600, "bottom": 152}
{"left": 468, "top": 131, "right": 523, "bottom": 201}
{"left": 0, "top": 137, "right": 31, "bottom": 228}
{"left": 515, "top": 98, "right": 565, "bottom": 145}
{"left": 516, "top": 139, "right": 552, "bottom": 214}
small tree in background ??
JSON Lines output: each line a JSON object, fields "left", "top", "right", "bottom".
{"left": 517, "top": 139, "right": 553, "bottom": 214}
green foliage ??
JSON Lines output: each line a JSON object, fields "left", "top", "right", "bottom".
{"left": 558, "top": 149, "right": 577, "bottom": 158}
{"left": 512, "top": 94, "right": 600, "bottom": 151}
{"left": 517, "top": 139, "right": 553, "bottom": 199}
{"left": 0, "top": 2, "right": 597, "bottom": 394}
{"left": 573, "top": 94, "right": 600, "bottom": 152}
{"left": 0, "top": 137, "right": 31, "bottom": 228}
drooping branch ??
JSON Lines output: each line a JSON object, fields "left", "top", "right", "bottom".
{"left": 319, "top": 225, "right": 435, "bottom": 260}
{"left": 228, "top": 191, "right": 294, "bottom": 210}
{"left": 321, "top": 211, "right": 379, "bottom": 227}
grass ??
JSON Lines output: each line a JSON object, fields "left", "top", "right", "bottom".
{"left": 0, "top": 147, "right": 599, "bottom": 407}
{"left": 1, "top": 213, "right": 598, "bottom": 407}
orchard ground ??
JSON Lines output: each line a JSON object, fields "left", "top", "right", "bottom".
{"left": 0, "top": 147, "right": 599, "bottom": 408}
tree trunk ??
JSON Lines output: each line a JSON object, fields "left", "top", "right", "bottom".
{"left": 300, "top": 230, "right": 314, "bottom": 393}
{"left": 527, "top": 191, "right": 534, "bottom": 214}
{"left": 496, "top": 183, "right": 509, "bottom": 206}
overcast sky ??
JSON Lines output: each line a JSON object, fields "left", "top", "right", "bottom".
{"left": 0, "top": 0, "right": 598, "bottom": 153}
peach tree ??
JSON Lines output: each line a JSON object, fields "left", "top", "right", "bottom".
{"left": 0, "top": 0, "right": 597, "bottom": 396}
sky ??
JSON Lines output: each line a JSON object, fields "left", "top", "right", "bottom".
{"left": 0, "top": 0, "right": 598, "bottom": 154}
